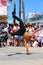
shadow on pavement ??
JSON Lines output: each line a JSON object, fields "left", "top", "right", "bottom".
{"left": 7, "top": 52, "right": 34, "bottom": 56}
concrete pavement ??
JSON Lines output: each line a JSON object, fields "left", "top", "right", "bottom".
{"left": 0, "top": 47, "right": 43, "bottom": 65}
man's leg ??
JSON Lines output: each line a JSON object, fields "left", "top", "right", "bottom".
{"left": 12, "top": 12, "right": 26, "bottom": 30}
{"left": 11, "top": 15, "right": 26, "bottom": 36}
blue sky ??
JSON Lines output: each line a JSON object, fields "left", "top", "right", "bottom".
{"left": 8, "top": 0, "right": 43, "bottom": 22}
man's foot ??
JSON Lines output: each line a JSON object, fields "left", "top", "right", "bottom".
{"left": 26, "top": 53, "right": 29, "bottom": 55}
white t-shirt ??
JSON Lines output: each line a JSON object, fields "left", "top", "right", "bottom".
{"left": 33, "top": 41, "right": 38, "bottom": 47}
{"left": 13, "top": 26, "right": 17, "bottom": 31}
{"left": 29, "top": 28, "right": 32, "bottom": 33}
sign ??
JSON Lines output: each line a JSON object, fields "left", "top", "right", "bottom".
{"left": 1, "top": 0, "right": 7, "bottom": 6}
{"left": 0, "top": 0, "right": 7, "bottom": 15}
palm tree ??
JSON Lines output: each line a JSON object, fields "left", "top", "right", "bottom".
{"left": 9, "top": 0, "right": 16, "bottom": 24}
{"left": 19, "top": 0, "right": 21, "bottom": 18}
{"left": 9, "top": 0, "right": 12, "bottom": 2}
{"left": 13, "top": 0, "right": 16, "bottom": 24}
{"left": 22, "top": 0, "right": 25, "bottom": 23}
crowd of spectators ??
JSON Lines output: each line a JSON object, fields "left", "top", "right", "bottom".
{"left": 0, "top": 22, "right": 43, "bottom": 47}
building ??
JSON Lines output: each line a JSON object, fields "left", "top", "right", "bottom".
{"left": 26, "top": 12, "right": 43, "bottom": 24}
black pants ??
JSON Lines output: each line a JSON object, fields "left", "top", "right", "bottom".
{"left": 11, "top": 15, "right": 26, "bottom": 36}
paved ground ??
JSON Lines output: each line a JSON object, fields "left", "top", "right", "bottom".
{"left": 0, "top": 47, "right": 43, "bottom": 65}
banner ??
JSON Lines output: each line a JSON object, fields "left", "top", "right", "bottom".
{"left": 0, "top": 0, "right": 7, "bottom": 15}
